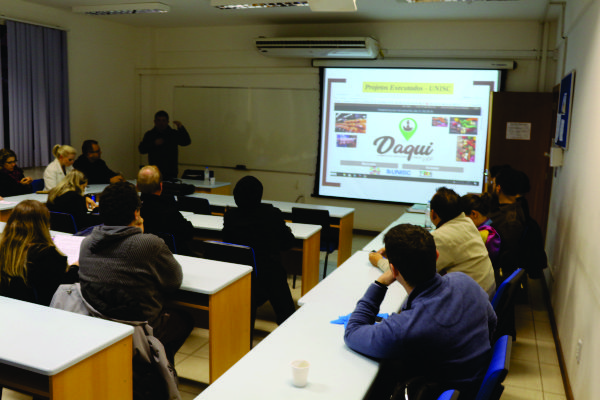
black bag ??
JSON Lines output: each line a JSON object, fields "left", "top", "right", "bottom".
{"left": 162, "top": 180, "right": 195, "bottom": 197}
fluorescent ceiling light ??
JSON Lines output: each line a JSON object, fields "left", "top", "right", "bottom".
{"left": 404, "top": 0, "right": 515, "bottom": 2}
{"left": 73, "top": 2, "right": 170, "bottom": 15}
{"left": 308, "top": 0, "right": 357, "bottom": 12}
{"left": 210, "top": 1, "right": 309, "bottom": 9}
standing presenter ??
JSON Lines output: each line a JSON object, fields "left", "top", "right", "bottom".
{"left": 139, "top": 110, "right": 191, "bottom": 180}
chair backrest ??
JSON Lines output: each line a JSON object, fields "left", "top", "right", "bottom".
{"left": 49, "top": 211, "right": 78, "bottom": 234}
{"left": 181, "top": 169, "right": 205, "bottom": 180}
{"left": 202, "top": 240, "right": 257, "bottom": 275}
{"left": 177, "top": 196, "right": 211, "bottom": 215}
{"left": 474, "top": 335, "right": 512, "bottom": 400}
{"left": 491, "top": 268, "right": 525, "bottom": 310}
{"left": 31, "top": 179, "right": 45, "bottom": 192}
{"left": 437, "top": 389, "right": 460, "bottom": 400}
{"left": 291, "top": 207, "right": 338, "bottom": 250}
{"left": 155, "top": 232, "right": 178, "bottom": 254}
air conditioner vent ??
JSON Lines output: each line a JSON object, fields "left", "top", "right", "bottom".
{"left": 255, "top": 37, "right": 379, "bottom": 59}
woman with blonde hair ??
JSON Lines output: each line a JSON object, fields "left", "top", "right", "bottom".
{"left": 43, "top": 144, "right": 77, "bottom": 191}
{"left": 0, "top": 200, "right": 78, "bottom": 306}
{"left": 47, "top": 169, "right": 99, "bottom": 231}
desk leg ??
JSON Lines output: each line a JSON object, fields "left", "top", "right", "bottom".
{"left": 208, "top": 273, "right": 251, "bottom": 383}
{"left": 195, "top": 185, "right": 231, "bottom": 195}
{"left": 49, "top": 336, "right": 132, "bottom": 400}
{"left": 337, "top": 212, "right": 354, "bottom": 266}
{"left": 301, "top": 230, "right": 321, "bottom": 296}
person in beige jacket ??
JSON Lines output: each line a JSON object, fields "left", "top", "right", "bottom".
{"left": 370, "top": 187, "right": 496, "bottom": 299}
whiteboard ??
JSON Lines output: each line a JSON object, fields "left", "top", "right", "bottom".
{"left": 174, "top": 87, "right": 319, "bottom": 174}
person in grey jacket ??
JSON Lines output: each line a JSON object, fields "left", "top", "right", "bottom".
{"left": 78, "top": 181, "right": 193, "bottom": 363}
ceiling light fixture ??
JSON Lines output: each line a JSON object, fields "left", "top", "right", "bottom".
{"left": 210, "top": 1, "right": 309, "bottom": 9}
{"left": 404, "top": 0, "right": 515, "bottom": 3}
{"left": 73, "top": 2, "right": 170, "bottom": 15}
{"left": 211, "top": 0, "right": 357, "bottom": 11}
{"left": 307, "top": 0, "right": 357, "bottom": 12}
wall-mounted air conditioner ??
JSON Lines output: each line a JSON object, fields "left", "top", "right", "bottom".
{"left": 255, "top": 37, "right": 380, "bottom": 59}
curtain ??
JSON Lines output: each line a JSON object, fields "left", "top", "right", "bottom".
{"left": 0, "top": 28, "right": 4, "bottom": 150}
{"left": 6, "top": 21, "right": 70, "bottom": 168}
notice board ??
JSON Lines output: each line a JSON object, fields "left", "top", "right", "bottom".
{"left": 174, "top": 86, "right": 319, "bottom": 174}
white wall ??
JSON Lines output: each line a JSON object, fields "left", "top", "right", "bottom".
{"left": 1, "top": 0, "right": 144, "bottom": 179}
{"left": 545, "top": 0, "right": 600, "bottom": 398}
{"left": 140, "top": 20, "right": 556, "bottom": 231}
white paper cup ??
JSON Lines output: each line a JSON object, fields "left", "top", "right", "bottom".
{"left": 290, "top": 359, "right": 310, "bottom": 387}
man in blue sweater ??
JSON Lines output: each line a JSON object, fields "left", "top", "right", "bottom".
{"left": 345, "top": 224, "right": 497, "bottom": 400}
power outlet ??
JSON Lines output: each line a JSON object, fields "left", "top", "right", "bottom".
{"left": 576, "top": 339, "right": 583, "bottom": 364}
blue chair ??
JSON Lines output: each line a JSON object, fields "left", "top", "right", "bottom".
{"left": 155, "top": 232, "right": 178, "bottom": 254}
{"left": 177, "top": 196, "right": 211, "bottom": 215}
{"left": 437, "top": 390, "right": 460, "bottom": 400}
{"left": 201, "top": 240, "right": 258, "bottom": 345}
{"left": 202, "top": 240, "right": 256, "bottom": 274}
{"left": 291, "top": 207, "right": 338, "bottom": 279}
{"left": 31, "top": 178, "right": 45, "bottom": 192}
{"left": 474, "top": 335, "right": 512, "bottom": 400}
{"left": 491, "top": 268, "right": 525, "bottom": 342}
{"left": 49, "top": 211, "right": 78, "bottom": 234}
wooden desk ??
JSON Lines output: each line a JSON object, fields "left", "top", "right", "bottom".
{"left": 195, "top": 252, "right": 406, "bottom": 400}
{"left": 179, "top": 179, "right": 231, "bottom": 195}
{"left": 298, "top": 250, "right": 407, "bottom": 309}
{"left": 0, "top": 193, "right": 48, "bottom": 222}
{"left": 183, "top": 214, "right": 321, "bottom": 296}
{"left": 186, "top": 193, "right": 354, "bottom": 266}
{"left": 362, "top": 211, "right": 429, "bottom": 251}
{"left": 0, "top": 296, "right": 134, "bottom": 400}
{"left": 173, "top": 255, "right": 253, "bottom": 383}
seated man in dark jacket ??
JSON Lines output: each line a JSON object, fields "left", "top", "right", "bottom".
{"left": 137, "top": 165, "right": 196, "bottom": 256}
{"left": 223, "top": 175, "right": 296, "bottom": 327}
{"left": 489, "top": 167, "right": 527, "bottom": 282}
{"left": 73, "top": 140, "right": 125, "bottom": 184}
{"left": 345, "top": 224, "right": 497, "bottom": 400}
{"left": 78, "top": 181, "right": 193, "bottom": 363}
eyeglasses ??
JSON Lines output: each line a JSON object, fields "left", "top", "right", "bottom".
{"left": 5, "top": 160, "right": 17, "bottom": 165}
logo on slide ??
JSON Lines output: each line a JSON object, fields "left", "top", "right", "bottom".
{"left": 399, "top": 118, "right": 417, "bottom": 140}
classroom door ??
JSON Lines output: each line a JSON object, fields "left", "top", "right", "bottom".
{"left": 488, "top": 91, "right": 556, "bottom": 239}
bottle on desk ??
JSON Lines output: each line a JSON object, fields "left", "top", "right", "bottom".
{"left": 424, "top": 200, "right": 433, "bottom": 230}
{"left": 204, "top": 167, "right": 210, "bottom": 183}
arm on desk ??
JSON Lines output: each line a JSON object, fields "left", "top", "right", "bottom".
{"left": 344, "top": 281, "right": 400, "bottom": 359}
{"left": 369, "top": 248, "right": 390, "bottom": 272}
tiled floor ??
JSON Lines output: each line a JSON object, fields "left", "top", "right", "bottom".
{"left": 2, "top": 234, "right": 568, "bottom": 400}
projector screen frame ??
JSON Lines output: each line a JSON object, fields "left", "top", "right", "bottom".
{"left": 312, "top": 65, "right": 504, "bottom": 205}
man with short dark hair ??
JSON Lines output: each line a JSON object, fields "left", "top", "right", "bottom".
{"left": 346, "top": 224, "right": 497, "bottom": 400}
{"left": 78, "top": 181, "right": 192, "bottom": 363}
{"left": 139, "top": 110, "right": 191, "bottom": 180}
{"left": 371, "top": 187, "right": 496, "bottom": 297}
{"left": 489, "top": 167, "right": 527, "bottom": 281}
{"left": 137, "top": 165, "right": 196, "bottom": 256}
{"left": 73, "top": 140, "right": 124, "bottom": 184}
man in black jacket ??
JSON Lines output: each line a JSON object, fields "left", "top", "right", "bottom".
{"left": 138, "top": 110, "right": 191, "bottom": 180}
{"left": 223, "top": 176, "right": 296, "bottom": 326}
{"left": 73, "top": 140, "right": 125, "bottom": 184}
{"left": 137, "top": 165, "right": 196, "bottom": 256}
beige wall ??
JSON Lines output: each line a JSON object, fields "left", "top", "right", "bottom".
{"left": 545, "top": 0, "right": 600, "bottom": 398}
{"left": 140, "top": 20, "right": 557, "bottom": 231}
{"left": 7, "top": 1, "right": 599, "bottom": 397}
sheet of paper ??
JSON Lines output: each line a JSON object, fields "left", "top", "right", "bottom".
{"left": 52, "top": 235, "right": 86, "bottom": 265}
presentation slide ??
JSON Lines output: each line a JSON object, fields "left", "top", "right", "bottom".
{"left": 316, "top": 67, "right": 501, "bottom": 204}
